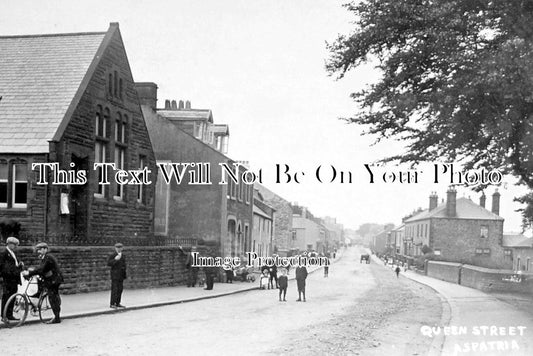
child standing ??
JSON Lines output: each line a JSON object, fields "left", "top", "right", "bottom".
{"left": 278, "top": 268, "right": 288, "bottom": 302}
{"left": 260, "top": 270, "right": 270, "bottom": 289}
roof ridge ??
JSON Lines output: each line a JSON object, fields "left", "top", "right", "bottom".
{"left": 0, "top": 31, "right": 107, "bottom": 39}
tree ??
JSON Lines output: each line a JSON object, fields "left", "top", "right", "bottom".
{"left": 327, "top": 0, "right": 533, "bottom": 226}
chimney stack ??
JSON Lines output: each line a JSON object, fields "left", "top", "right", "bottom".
{"left": 446, "top": 186, "right": 457, "bottom": 217}
{"left": 164, "top": 100, "right": 171, "bottom": 109}
{"left": 179, "top": 100, "right": 184, "bottom": 109}
{"left": 479, "top": 192, "right": 486, "bottom": 208}
{"left": 492, "top": 190, "right": 500, "bottom": 215}
{"left": 134, "top": 82, "right": 158, "bottom": 111}
{"left": 429, "top": 192, "right": 438, "bottom": 211}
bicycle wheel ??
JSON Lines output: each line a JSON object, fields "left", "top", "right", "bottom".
{"left": 38, "top": 292, "right": 55, "bottom": 323}
{"left": 2, "top": 293, "right": 29, "bottom": 328}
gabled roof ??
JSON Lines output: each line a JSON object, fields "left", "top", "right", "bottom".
{"left": 0, "top": 26, "right": 117, "bottom": 153}
{"left": 158, "top": 109, "right": 213, "bottom": 123}
{"left": 503, "top": 234, "right": 533, "bottom": 248}
{"left": 404, "top": 197, "right": 503, "bottom": 223}
{"left": 212, "top": 124, "right": 229, "bottom": 136}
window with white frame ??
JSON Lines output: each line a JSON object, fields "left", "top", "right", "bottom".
{"left": 0, "top": 161, "right": 7, "bottom": 208}
{"left": 114, "top": 146, "right": 125, "bottom": 200}
{"left": 94, "top": 105, "right": 108, "bottom": 198}
{"left": 480, "top": 226, "right": 488, "bottom": 239}
{"left": 12, "top": 163, "right": 28, "bottom": 208}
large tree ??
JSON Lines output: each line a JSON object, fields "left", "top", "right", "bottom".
{"left": 327, "top": 0, "right": 533, "bottom": 227}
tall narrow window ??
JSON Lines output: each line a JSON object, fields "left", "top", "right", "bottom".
{"left": 114, "top": 146, "right": 125, "bottom": 200}
{"left": 94, "top": 106, "right": 108, "bottom": 198}
{"left": 108, "top": 73, "right": 113, "bottom": 96}
{"left": 0, "top": 161, "right": 8, "bottom": 208}
{"left": 12, "top": 163, "right": 27, "bottom": 208}
{"left": 119, "top": 78, "right": 123, "bottom": 100}
{"left": 137, "top": 156, "right": 145, "bottom": 203}
{"left": 114, "top": 112, "right": 127, "bottom": 200}
{"left": 114, "top": 70, "right": 118, "bottom": 98}
{"left": 94, "top": 142, "right": 106, "bottom": 197}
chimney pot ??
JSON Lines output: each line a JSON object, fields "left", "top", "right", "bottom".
{"left": 492, "top": 190, "right": 500, "bottom": 215}
{"left": 185, "top": 100, "right": 191, "bottom": 109}
{"left": 179, "top": 100, "right": 184, "bottom": 109}
{"left": 164, "top": 100, "right": 171, "bottom": 109}
{"left": 446, "top": 186, "right": 457, "bottom": 217}
{"left": 171, "top": 100, "right": 177, "bottom": 110}
{"left": 480, "top": 192, "right": 486, "bottom": 208}
{"left": 429, "top": 192, "right": 438, "bottom": 211}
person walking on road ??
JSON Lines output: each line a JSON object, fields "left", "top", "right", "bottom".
{"left": 395, "top": 265, "right": 401, "bottom": 278}
{"left": 24, "top": 242, "right": 63, "bottom": 324}
{"left": 295, "top": 264, "right": 308, "bottom": 302}
{"left": 323, "top": 255, "right": 330, "bottom": 278}
{"left": 0, "top": 237, "right": 24, "bottom": 321}
{"left": 278, "top": 268, "right": 288, "bottom": 302}
{"left": 108, "top": 243, "right": 127, "bottom": 308}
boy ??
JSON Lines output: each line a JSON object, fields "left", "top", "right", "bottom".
{"left": 278, "top": 268, "right": 288, "bottom": 301}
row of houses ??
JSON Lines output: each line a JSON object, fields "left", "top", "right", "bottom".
{"left": 0, "top": 23, "right": 345, "bottom": 293}
{"left": 370, "top": 187, "right": 533, "bottom": 272}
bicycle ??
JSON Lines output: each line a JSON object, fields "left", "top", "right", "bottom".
{"left": 2, "top": 275, "right": 55, "bottom": 327}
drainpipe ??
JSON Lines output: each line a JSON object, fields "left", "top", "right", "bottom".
{"left": 43, "top": 152, "right": 50, "bottom": 239}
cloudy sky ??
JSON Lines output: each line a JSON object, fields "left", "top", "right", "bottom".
{"left": 1, "top": 0, "right": 529, "bottom": 232}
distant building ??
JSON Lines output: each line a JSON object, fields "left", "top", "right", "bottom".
{"left": 252, "top": 190, "right": 275, "bottom": 258}
{"left": 502, "top": 234, "right": 533, "bottom": 272}
{"left": 322, "top": 216, "right": 344, "bottom": 250}
{"left": 390, "top": 224, "right": 405, "bottom": 256}
{"left": 291, "top": 205, "right": 327, "bottom": 253}
{"left": 255, "top": 184, "right": 294, "bottom": 256}
{"left": 404, "top": 188, "right": 507, "bottom": 269}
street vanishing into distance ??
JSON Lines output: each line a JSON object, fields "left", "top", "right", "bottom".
{"left": 2, "top": 247, "right": 532, "bottom": 356}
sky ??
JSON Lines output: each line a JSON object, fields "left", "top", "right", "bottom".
{"left": 1, "top": 0, "right": 530, "bottom": 233}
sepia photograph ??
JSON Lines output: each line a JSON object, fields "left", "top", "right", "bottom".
{"left": 1, "top": 0, "right": 533, "bottom": 355}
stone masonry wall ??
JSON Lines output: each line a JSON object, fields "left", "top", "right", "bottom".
{"left": 2, "top": 246, "right": 191, "bottom": 294}
{"left": 427, "top": 261, "right": 462, "bottom": 284}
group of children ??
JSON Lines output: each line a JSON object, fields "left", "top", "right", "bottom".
{"left": 260, "top": 266, "right": 307, "bottom": 302}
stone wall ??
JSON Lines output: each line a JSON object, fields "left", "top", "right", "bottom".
{"left": 460, "top": 264, "right": 533, "bottom": 293}
{"left": 2, "top": 245, "right": 195, "bottom": 294}
{"left": 427, "top": 261, "right": 462, "bottom": 284}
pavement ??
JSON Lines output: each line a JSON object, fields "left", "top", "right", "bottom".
{"left": 372, "top": 254, "right": 533, "bottom": 356}
{"left": 1, "top": 250, "right": 342, "bottom": 328}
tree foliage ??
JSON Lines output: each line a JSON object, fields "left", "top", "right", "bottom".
{"left": 327, "top": 0, "right": 533, "bottom": 225}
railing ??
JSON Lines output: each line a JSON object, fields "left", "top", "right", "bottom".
{"left": 10, "top": 232, "right": 202, "bottom": 247}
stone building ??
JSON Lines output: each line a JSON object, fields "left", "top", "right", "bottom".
{"left": 291, "top": 204, "right": 327, "bottom": 253}
{"left": 404, "top": 188, "right": 507, "bottom": 269}
{"left": 137, "top": 83, "right": 254, "bottom": 260}
{"left": 254, "top": 184, "right": 294, "bottom": 256}
{"left": 503, "top": 234, "right": 533, "bottom": 272}
{"left": 252, "top": 190, "right": 275, "bottom": 257}
{"left": 0, "top": 23, "right": 157, "bottom": 244}
{"left": 0, "top": 24, "right": 201, "bottom": 294}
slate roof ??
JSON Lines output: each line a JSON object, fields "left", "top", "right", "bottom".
{"left": 0, "top": 31, "right": 107, "bottom": 153}
{"left": 503, "top": 234, "right": 533, "bottom": 248}
{"left": 158, "top": 109, "right": 213, "bottom": 123}
{"left": 404, "top": 197, "right": 504, "bottom": 222}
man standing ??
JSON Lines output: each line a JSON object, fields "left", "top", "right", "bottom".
{"left": 0, "top": 237, "right": 24, "bottom": 321}
{"left": 108, "top": 243, "right": 127, "bottom": 308}
{"left": 295, "top": 264, "right": 308, "bottom": 302}
{"left": 24, "top": 242, "right": 63, "bottom": 324}
{"left": 185, "top": 246, "right": 199, "bottom": 287}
